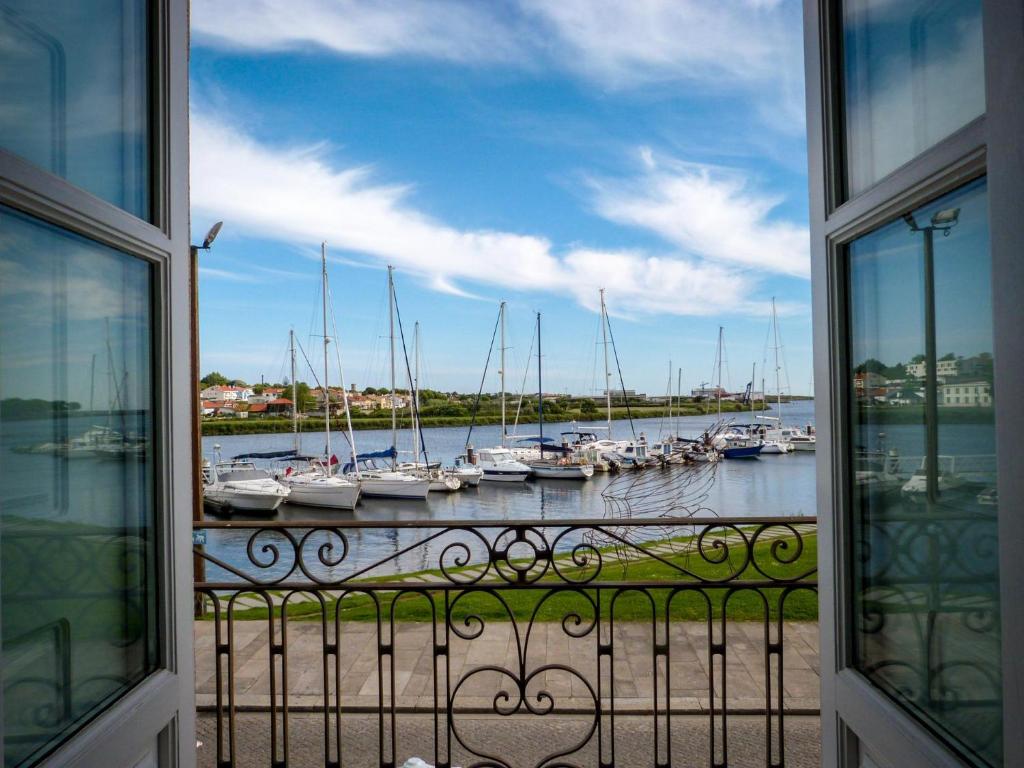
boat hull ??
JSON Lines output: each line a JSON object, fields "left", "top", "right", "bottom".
{"left": 284, "top": 481, "right": 361, "bottom": 509}
{"left": 723, "top": 445, "right": 763, "bottom": 459}
{"left": 789, "top": 440, "right": 816, "bottom": 452}
{"left": 357, "top": 478, "right": 431, "bottom": 499}
{"left": 480, "top": 468, "right": 530, "bottom": 482}
{"left": 203, "top": 490, "right": 286, "bottom": 513}
{"left": 528, "top": 464, "right": 594, "bottom": 480}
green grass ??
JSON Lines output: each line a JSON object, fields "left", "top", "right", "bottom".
{"left": 211, "top": 532, "right": 818, "bottom": 624}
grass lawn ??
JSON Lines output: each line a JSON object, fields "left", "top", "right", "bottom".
{"left": 208, "top": 531, "right": 818, "bottom": 624}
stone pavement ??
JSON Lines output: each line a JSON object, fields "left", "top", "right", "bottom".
{"left": 194, "top": 620, "right": 820, "bottom": 713}
{"left": 196, "top": 712, "right": 821, "bottom": 768}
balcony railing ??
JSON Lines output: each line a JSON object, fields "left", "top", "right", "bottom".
{"left": 193, "top": 516, "right": 818, "bottom": 767}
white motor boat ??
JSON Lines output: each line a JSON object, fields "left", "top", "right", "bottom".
{"left": 281, "top": 461, "right": 361, "bottom": 509}
{"left": 451, "top": 463, "right": 484, "bottom": 487}
{"left": 474, "top": 448, "right": 531, "bottom": 482}
{"left": 760, "top": 440, "right": 794, "bottom": 455}
{"left": 202, "top": 460, "right": 290, "bottom": 513}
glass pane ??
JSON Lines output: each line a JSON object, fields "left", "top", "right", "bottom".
{"left": 0, "top": 1, "right": 150, "bottom": 218}
{"left": 849, "top": 178, "right": 1000, "bottom": 767}
{"left": 0, "top": 206, "right": 157, "bottom": 767}
{"left": 841, "top": 0, "right": 984, "bottom": 196}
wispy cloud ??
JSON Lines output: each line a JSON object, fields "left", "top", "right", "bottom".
{"left": 191, "top": 0, "right": 528, "bottom": 63}
{"left": 588, "top": 151, "right": 810, "bottom": 277}
{"left": 191, "top": 0, "right": 805, "bottom": 133}
{"left": 191, "top": 113, "right": 801, "bottom": 316}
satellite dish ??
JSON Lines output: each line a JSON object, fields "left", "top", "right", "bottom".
{"left": 202, "top": 221, "right": 223, "bottom": 249}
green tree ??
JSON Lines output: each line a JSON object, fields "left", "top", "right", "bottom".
{"left": 362, "top": 387, "right": 379, "bottom": 395}
{"left": 201, "top": 371, "right": 229, "bottom": 387}
{"left": 580, "top": 399, "right": 598, "bottom": 415}
{"left": 294, "top": 382, "right": 314, "bottom": 413}
{"left": 252, "top": 384, "right": 266, "bottom": 395}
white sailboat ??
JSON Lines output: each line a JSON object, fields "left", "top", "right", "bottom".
{"left": 757, "top": 298, "right": 815, "bottom": 452}
{"left": 348, "top": 266, "right": 430, "bottom": 500}
{"left": 524, "top": 312, "right": 594, "bottom": 480}
{"left": 396, "top": 321, "right": 469, "bottom": 492}
{"left": 470, "top": 301, "right": 532, "bottom": 483}
{"left": 279, "top": 265, "right": 361, "bottom": 510}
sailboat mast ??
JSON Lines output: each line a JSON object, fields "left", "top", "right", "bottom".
{"left": 290, "top": 329, "right": 298, "bottom": 454}
{"left": 413, "top": 321, "right": 420, "bottom": 463}
{"left": 388, "top": 266, "right": 397, "bottom": 469}
{"left": 772, "top": 297, "right": 782, "bottom": 421}
{"left": 716, "top": 327, "right": 723, "bottom": 419}
{"left": 676, "top": 367, "right": 682, "bottom": 437}
{"left": 751, "top": 362, "right": 756, "bottom": 417}
{"left": 600, "top": 288, "right": 611, "bottom": 435}
{"left": 667, "top": 360, "right": 673, "bottom": 434}
{"left": 321, "top": 243, "right": 332, "bottom": 466}
{"left": 536, "top": 312, "right": 543, "bottom": 445}
{"left": 500, "top": 301, "right": 506, "bottom": 447}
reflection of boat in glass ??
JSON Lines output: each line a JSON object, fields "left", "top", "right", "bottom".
{"left": 900, "top": 457, "right": 965, "bottom": 497}
{"left": 977, "top": 487, "right": 998, "bottom": 506}
{"left": 854, "top": 451, "right": 902, "bottom": 495}
{"left": 202, "top": 457, "right": 290, "bottom": 513}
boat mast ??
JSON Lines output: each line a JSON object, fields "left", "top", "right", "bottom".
{"left": 676, "top": 367, "right": 682, "bottom": 437}
{"left": 291, "top": 329, "right": 298, "bottom": 454}
{"left": 772, "top": 297, "right": 782, "bottom": 423}
{"left": 413, "top": 321, "right": 421, "bottom": 463}
{"left": 536, "top": 312, "right": 543, "bottom": 447}
{"left": 751, "top": 361, "right": 756, "bottom": 417}
{"left": 716, "top": 326, "right": 723, "bottom": 419}
{"left": 321, "top": 242, "right": 332, "bottom": 468}
{"left": 388, "top": 265, "right": 397, "bottom": 469}
{"left": 600, "top": 288, "right": 611, "bottom": 436}
{"left": 500, "top": 300, "right": 506, "bottom": 447}
{"left": 667, "top": 359, "right": 673, "bottom": 437}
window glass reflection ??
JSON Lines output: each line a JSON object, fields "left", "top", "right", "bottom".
{"left": 0, "top": 1, "right": 149, "bottom": 218}
{"left": 849, "top": 178, "right": 1000, "bottom": 767}
{"left": 842, "top": 0, "right": 984, "bottom": 196}
{"left": 0, "top": 206, "right": 157, "bottom": 767}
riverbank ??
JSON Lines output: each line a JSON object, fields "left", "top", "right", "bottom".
{"left": 201, "top": 401, "right": 764, "bottom": 436}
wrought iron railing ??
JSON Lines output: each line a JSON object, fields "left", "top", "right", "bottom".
{"left": 193, "top": 517, "right": 818, "bottom": 767}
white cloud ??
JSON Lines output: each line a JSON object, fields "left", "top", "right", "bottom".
{"left": 190, "top": 114, "right": 798, "bottom": 317}
{"left": 588, "top": 155, "right": 810, "bottom": 277}
{"left": 191, "top": 0, "right": 527, "bottom": 63}
{"left": 191, "top": 0, "right": 806, "bottom": 133}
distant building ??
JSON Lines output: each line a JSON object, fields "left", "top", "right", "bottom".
{"left": 906, "top": 358, "right": 960, "bottom": 380}
{"left": 854, "top": 371, "right": 888, "bottom": 398}
{"left": 199, "top": 384, "right": 253, "bottom": 402}
{"left": 941, "top": 380, "right": 992, "bottom": 407}
{"left": 691, "top": 386, "right": 726, "bottom": 400}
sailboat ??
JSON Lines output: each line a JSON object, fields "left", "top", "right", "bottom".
{"left": 707, "top": 327, "right": 762, "bottom": 459}
{"left": 395, "top": 321, "right": 475, "bottom": 491}
{"left": 523, "top": 312, "right": 593, "bottom": 480}
{"left": 346, "top": 266, "right": 430, "bottom": 500}
{"left": 276, "top": 246, "right": 361, "bottom": 509}
{"left": 757, "top": 298, "right": 815, "bottom": 452}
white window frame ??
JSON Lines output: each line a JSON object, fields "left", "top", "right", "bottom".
{"left": 804, "top": 1, "right": 1024, "bottom": 766}
{"left": 0, "top": 1, "right": 194, "bottom": 765}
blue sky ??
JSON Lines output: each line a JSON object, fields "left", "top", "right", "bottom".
{"left": 190, "top": 0, "right": 813, "bottom": 398}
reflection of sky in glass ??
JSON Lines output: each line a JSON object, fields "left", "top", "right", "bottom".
{"left": 0, "top": 0, "right": 149, "bottom": 218}
{"left": 843, "top": 0, "right": 984, "bottom": 195}
{"left": 849, "top": 178, "right": 991, "bottom": 367}
{"left": 0, "top": 206, "right": 151, "bottom": 411}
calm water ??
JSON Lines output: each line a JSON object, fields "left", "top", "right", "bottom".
{"left": 197, "top": 401, "right": 819, "bottom": 580}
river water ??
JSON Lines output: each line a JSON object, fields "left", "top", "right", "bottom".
{"left": 197, "top": 401, "right": 819, "bottom": 581}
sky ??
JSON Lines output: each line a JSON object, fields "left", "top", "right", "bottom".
{"left": 190, "top": 0, "right": 814, "bottom": 398}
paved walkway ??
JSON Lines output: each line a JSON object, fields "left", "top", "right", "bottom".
{"left": 195, "top": 620, "right": 819, "bottom": 713}
{"left": 196, "top": 712, "right": 822, "bottom": 768}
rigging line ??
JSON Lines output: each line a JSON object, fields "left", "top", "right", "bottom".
{"left": 511, "top": 324, "right": 536, "bottom": 436}
{"left": 390, "top": 286, "right": 430, "bottom": 464}
{"left": 465, "top": 305, "right": 502, "bottom": 450}
{"left": 603, "top": 310, "right": 636, "bottom": 440}
{"left": 326, "top": 288, "right": 357, "bottom": 452}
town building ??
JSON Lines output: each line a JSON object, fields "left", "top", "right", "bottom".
{"left": 940, "top": 380, "right": 993, "bottom": 407}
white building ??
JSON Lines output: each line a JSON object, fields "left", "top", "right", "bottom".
{"left": 941, "top": 380, "right": 993, "bottom": 407}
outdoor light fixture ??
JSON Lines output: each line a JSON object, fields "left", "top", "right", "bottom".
{"left": 902, "top": 205, "right": 960, "bottom": 505}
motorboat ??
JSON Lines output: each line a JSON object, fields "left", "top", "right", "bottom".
{"left": 202, "top": 459, "right": 290, "bottom": 513}
{"left": 451, "top": 462, "right": 484, "bottom": 487}
{"left": 396, "top": 462, "right": 463, "bottom": 492}
{"left": 473, "top": 447, "right": 531, "bottom": 482}
{"left": 527, "top": 459, "right": 594, "bottom": 480}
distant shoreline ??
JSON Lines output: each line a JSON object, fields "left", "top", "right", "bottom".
{"left": 201, "top": 401, "right": 768, "bottom": 436}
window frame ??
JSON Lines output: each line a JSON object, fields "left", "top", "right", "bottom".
{"left": 805, "top": 0, "right": 1024, "bottom": 766}
{"left": 0, "top": 1, "right": 194, "bottom": 766}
